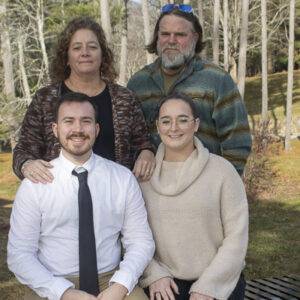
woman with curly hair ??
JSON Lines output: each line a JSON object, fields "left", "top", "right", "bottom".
{"left": 13, "top": 17, "right": 155, "bottom": 183}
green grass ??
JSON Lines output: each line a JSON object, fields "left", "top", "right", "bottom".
{"left": 245, "top": 198, "right": 300, "bottom": 279}
{"left": 245, "top": 70, "right": 300, "bottom": 134}
{"left": 0, "top": 71, "right": 299, "bottom": 296}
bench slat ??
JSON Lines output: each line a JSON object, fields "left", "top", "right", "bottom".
{"left": 254, "top": 279, "right": 300, "bottom": 298}
{"left": 267, "top": 277, "right": 300, "bottom": 292}
{"left": 245, "top": 284, "right": 279, "bottom": 299}
{"left": 247, "top": 281, "right": 293, "bottom": 299}
{"left": 245, "top": 289, "right": 269, "bottom": 299}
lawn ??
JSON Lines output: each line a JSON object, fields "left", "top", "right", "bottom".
{"left": 244, "top": 69, "right": 300, "bottom": 136}
{"left": 0, "top": 71, "right": 299, "bottom": 297}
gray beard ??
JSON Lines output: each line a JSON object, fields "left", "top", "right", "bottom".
{"left": 158, "top": 42, "right": 196, "bottom": 70}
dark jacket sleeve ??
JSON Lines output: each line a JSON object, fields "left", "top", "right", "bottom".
{"left": 13, "top": 93, "right": 47, "bottom": 179}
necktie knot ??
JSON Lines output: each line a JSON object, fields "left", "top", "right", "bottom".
{"left": 72, "top": 169, "right": 88, "bottom": 183}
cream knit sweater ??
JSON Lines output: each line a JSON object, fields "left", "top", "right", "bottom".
{"left": 140, "top": 137, "right": 248, "bottom": 300}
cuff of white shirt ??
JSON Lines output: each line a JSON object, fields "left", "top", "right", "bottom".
{"left": 109, "top": 269, "right": 136, "bottom": 294}
{"left": 47, "top": 277, "right": 74, "bottom": 300}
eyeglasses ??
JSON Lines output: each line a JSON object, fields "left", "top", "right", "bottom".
{"left": 158, "top": 116, "right": 196, "bottom": 130}
{"left": 161, "top": 4, "right": 193, "bottom": 14}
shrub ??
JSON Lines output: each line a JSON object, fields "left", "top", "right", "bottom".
{"left": 244, "top": 122, "right": 279, "bottom": 201}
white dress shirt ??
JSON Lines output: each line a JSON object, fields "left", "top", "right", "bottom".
{"left": 7, "top": 152, "right": 154, "bottom": 300}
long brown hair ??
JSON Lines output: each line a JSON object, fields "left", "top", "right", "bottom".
{"left": 50, "top": 17, "right": 117, "bottom": 83}
{"left": 147, "top": 9, "right": 204, "bottom": 55}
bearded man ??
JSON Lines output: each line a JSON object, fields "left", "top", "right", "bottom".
{"left": 127, "top": 4, "right": 252, "bottom": 176}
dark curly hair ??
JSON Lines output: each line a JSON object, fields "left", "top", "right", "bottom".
{"left": 50, "top": 17, "right": 117, "bottom": 83}
{"left": 146, "top": 8, "right": 204, "bottom": 55}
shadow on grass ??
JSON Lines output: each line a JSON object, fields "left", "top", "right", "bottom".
{"left": 244, "top": 71, "right": 300, "bottom": 117}
{"left": 0, "top": 203, "right": 28, "bottom": 299}
{"left": 245, "top": 199, "right": 300, "bottom": 279}
{"left": 244, "top": 71, "right": 300, "bottom": 134}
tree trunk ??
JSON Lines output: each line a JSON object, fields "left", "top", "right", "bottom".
{"left": 261, "top": 0, "right": 268, "bottom": 123}
{"left": 197, "top": 0, "right": 207, "bottom": 59}
{"left": 0, "top": 1, "right": 18, "bottom": 149}
{"left": 223, "top": 0, "right": 229, "bottom": 71}
{"left": 37, "top": 0, "right": 49, "bottom": 80}
{"left": 230, "top": 55, "right": 237, "bottom": 81}
{"left": 285, "top": 0, "right": 295, "bottom": 151}
{"left": 100, "top": 0, "right": 112, "bottom": 44}
{"left": 237, "top": 0, "right": 249, "bottom": 99}
{"left": 18, "top": 34, "right": 31, "bottom": 105}
{"left": 212, "top": 0, "right": 220, "bottom": 65}
{"left": 142, "top": 0, "right": 152, "bottom": 64}
{"left": 118, "top": 0, "right": 128, "bottom": 85}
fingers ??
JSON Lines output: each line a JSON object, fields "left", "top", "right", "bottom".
{"left": 133, "top": 153, "right": 156, "bottom": 182}
{"left": 149, "top": 277, "right": 176, "bottom": 300}
{"left": 165, "top": 286, "right": 176, "bottom": 300}
{"left": 22, "top": 159, "right": 54, "bottom": 184}
{"left": 170, "top": 279, "right": 179, "bottom": 295}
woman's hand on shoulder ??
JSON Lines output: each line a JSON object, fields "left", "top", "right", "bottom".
{"left": 189, "top": 292, "right": 213, "bottom": 300}
{"left": 133, "top": 149, "right": 155, "bottom": 182}
{"left": 22, "top": 159, "right": 54, "bottom": 184}
{"left": 149, "top": 277, "right": 179, "bottom": 300}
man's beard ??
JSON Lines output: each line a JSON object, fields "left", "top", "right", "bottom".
{"left": 158, "top": 40, "right": 196, "bottom": 70}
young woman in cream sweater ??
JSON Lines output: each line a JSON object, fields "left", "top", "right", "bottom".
{"left": 140, "top": 93, "right": 249, "bottom": 300}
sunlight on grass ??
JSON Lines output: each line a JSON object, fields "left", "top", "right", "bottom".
{"left": 245, "top": 70, "right": 300, "bottom": 135}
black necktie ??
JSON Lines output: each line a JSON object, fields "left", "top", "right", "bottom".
{"left": 72, "top": 169, "right": 99, "bottom": 296}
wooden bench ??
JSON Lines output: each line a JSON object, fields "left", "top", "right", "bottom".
{"left": 245, "top": 276, "right": 300, "bottom": 299}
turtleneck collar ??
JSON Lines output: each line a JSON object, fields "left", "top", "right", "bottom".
{"left": 150, "top": 137, "right": 209, "bottom": 196}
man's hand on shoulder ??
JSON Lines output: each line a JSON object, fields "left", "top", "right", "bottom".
{"left": 97, "top": 283, "right": 128, "bottom": 300}
{"left": 61, "top": 288, "right": 98, "bottom": 300}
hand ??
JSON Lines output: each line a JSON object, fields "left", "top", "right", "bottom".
{"left": 97, "top": 283, "right": 128, "bottom": 300}
{"left": 133, "top": 149, "right": 155, "bottom": 182}
{"left": 149, "top": 277, "right": 179, "bottom": 300}
{"left": 61, "top": 288, "right": 98, "bottom": 300}
{"left": 22, "top": 159, "right": 54, "bottom": 184}
{"left": 189, "top": 292, "right": 214, "bottom": 300}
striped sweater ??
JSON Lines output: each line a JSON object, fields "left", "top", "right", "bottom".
{"left": 127, "top": 56, "right": 252, "bottom": 175}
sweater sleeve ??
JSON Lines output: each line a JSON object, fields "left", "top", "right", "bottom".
{"left": 190, "top": 163, "right": 249, "bottom": 300}
{"left": 212, "top": 73, "right": 252, "bottom": 175}
{"left": 128, "top": 91, "right": 156, "bottom": 158}
{"left": 139, "top": 258, "right": 173, "bottom": 288}
{"left": 13, "top": 92, "right": 47, "bottom": 179}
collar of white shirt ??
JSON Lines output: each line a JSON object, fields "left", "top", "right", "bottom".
{"left": 58, "top": 151, "right": 96, "bottom": 175}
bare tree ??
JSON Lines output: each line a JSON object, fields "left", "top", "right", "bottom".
{"left": 237, "top": 0, "right": 249, "bottom": 99}
{"left": 0, "top": 3, "right": 15, "bottom": 99}
{"left": 285, "top": 0, "right": 295, "bottom": 151}
{"left": 18, "top": 33, "right": 31, "bottom": 105}
{"left": 212, "top": 0, "right": 220, "bottom": 65}
{"left": 0, "top": 1, "right": 19, "bottom": 148}
{"left": 261, "top": 0, "right": 268, "bottom": 123}
{"left": 223, "top": 0, "right": 229, "bottom": 71}
{"left": 118, "top": 0, "right": 128, "bottom": 85}
{"left": 100, "top": 0, "right": 112, "bottom": 44}
{"left": 197, "top": 0, "right": 207, "bottom": 59}
{"left": 36, "top": 0, "right": 49, "bottom": 80}
{"left": 142, "top": 0, "right": 152, "bottom": 64}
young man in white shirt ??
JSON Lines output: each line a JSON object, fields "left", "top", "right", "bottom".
{"left": 7, "top": 93, "right": 155, "bottom": 300}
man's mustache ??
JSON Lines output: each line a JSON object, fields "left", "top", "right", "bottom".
{"left": 67, "top": 132, "right": 89, "bottom": 139}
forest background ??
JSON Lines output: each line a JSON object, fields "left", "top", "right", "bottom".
{"left": 0, "top": 0, "right": 299, "bottom": 298}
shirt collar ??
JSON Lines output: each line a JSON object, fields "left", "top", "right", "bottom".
{"left": 58, "top": 151, "right": 96, "bottom": 174}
